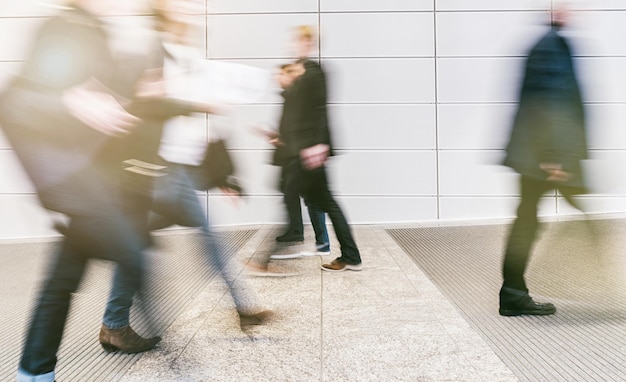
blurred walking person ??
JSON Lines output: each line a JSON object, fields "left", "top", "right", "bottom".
{"left": 259, "top": 63, "right": 331, "bottom": 260}
{"left": 142, "top": 0, "right": 273, "bottom": 328}
{"left": 0, "top": 1, "right": 168, "bottom": 381}
{"left": 290, "top": 26, "right": 362, "bottom": 272}
{"left": 499, "top": 6, "right": 588, "bottom": 316}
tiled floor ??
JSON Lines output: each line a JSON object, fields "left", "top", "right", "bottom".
{"left": 4, "top": 222, "right": 623, "bottom": 381}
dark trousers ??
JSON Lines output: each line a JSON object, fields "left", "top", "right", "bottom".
{"left": 19, "top": 205, "right": 147, "bottom": 376}
{"left": 280, "top": 160, "right": 304, "bottom": 236}
{"left": 299, "top": 163, "right": 361, "bottom": 265}
{"left": 501, "top": 175, "right": 581, "bottom": 301}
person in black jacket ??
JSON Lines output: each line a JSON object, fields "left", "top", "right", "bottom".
{"left": 499, "top": 6, "right": 588, "bottom": 316}
{"left": 287, "top": 26, "right": 362, "bottom": 272}
{"left": 265, "top": 63, "right": 331, "bottom": 258}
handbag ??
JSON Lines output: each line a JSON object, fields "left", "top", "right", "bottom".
{"left": 186, "top": 139, "right": 242, "bottom": 192}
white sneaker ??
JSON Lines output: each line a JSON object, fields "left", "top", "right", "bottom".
{"left": 270, "top": 252, "right": 304, "bottom": 260}
{"left": 270, "top": 250, "right": 330, "bottom": 260}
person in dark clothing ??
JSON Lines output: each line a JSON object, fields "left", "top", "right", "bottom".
{"left": 264, "top": 63, "right": 331, "bottom": 258}
{"left": 286, "top": 26, "right": 362, "bottom": 272}
{"left": 499, "top": 7, "right": 588, "bottom": 316}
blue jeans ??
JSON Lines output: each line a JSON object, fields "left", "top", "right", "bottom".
{"left": 307, "top": 204, "right": 329, "bottom": 252}
{"left": 147, "top": 164, "right": 256, "bottom": 312}
{"left": 19, "top": 207, "right": 146, "bottom": 379}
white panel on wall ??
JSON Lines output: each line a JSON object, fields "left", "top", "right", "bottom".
{"left": 439, "top": 196, "right": 557, "bottom": 221}
{"left": 577, "top": 57, "right": 626, "bottom": 103}
{"left": 437, "top": 58, "right": 524, "bottom": 103}
{"left": 334, "top": 196, "right": 438, "bottom": 223}
{"left": 321, "top": 13, "right": 434, "bottom": 58}
{"left": 570, "top": 0, "right": 626, "bottom": 11}
{"left": 328, "top": 151, "right": 437, "bottom": 196}
{"left": 328, "top": 104, "right": 436, "bottom": 149}
{"left": 436, "top": 0, "right": 550, "bottom": 11}
{"left": 0, "top": 62, "right": 24, "bottom": 91}
{"left": 0, "top": 151, "right": 36, "bottom": 193}
{"left": 0, "top": 1, "right": 61, "bottom": 17}
{"left": 207, "top": 14, "right": 318, "bottom": 59}
{"left": 0, "top": 131, "right": 12, "bottom": 150}
{"left": 0, "top": 18, "right": 46, "bottom": 61}
{"left": 438, "top": 150, "right": 517, "bottom": 196}
{"left": 437, "top": 12, "right": 548, "bottom": 57}
{"left": 563, "top": 196, "right": 626, "bottom": 215}
{"left": 572, "top": 11, "right": 626, "bottom": 56}
{"left": 438, "top": 104, "right": 516, "bottom": 150}
{"left": 228, "top": 151, "right": 282, "bottom": 195}
{"left": 320, "top": 0, "right": 433, "bottom": 12}
{"left": 0, "top": 195, "right": 54, "bottom": 239}
{"left": 208, "top": 195, "right": 284, "bottom": 226}
{"left": 585, "top": 104, "right": 626, "bottom": 150}
{"left": 212, "top": 59, "right": 291, "bottom": 103}
{"left": 582, "top": 151, "right": 626, "bottom": 195}
{"left": 325, "top": 58, "right": 435, "bottom": 103}
{"left": 213, "top": 104, "right": 283, "bottom": 150}
{"left": 209, "top": 0, "right": 318, "bottom": 14}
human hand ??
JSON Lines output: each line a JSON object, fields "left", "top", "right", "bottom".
{"left": 63, "top": 83, "right": 141, "bottom": 137}
{"left": 300, "top": 143, "right": 329, "bottom": 170}
{"left": 540, "top": 163, "right": 570, "bottom": 182}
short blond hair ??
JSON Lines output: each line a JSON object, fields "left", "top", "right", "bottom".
{"left": 295, "top": 25, "right": 316, "bottom": 41}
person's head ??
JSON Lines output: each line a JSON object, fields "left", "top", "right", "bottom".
{"left": 151, "top": 0, "right": 204, "bottom": 44}
{"left": 277, "top": 63, "right": 304, "bottom": 89}
{"left": 551, "top": 2, "right": 571, "bottom": 27}
{"left": 291, "top": 25, "right": 317, "bottom": 59}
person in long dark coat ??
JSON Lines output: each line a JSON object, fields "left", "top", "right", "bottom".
{"left": 499, "top": 7, "right": 588, "bottom": 316}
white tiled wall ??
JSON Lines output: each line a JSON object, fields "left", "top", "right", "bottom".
{"left": 2, "top": 1, "right": 626, "bottom": 238}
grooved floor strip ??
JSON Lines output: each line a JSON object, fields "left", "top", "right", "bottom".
{"left": 387, "top": 219, "right": 626, "bottom": 382}
{"left": 0, "top": 230, "right": 255, "bottom": 382}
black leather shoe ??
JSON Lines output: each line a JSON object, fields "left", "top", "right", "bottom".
{"left": 275, "top": 232, "right": 304, "bottom": 242}
{"left": 499, "top": 299, "right": 556, "bottom": 316}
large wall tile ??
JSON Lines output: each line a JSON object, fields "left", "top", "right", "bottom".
{"left": 438, "top": 150, "right": 518, "bottom": 195}
{"left": 209, "top": 0, "right": 318, "bottom": 13}
{"left": 572, "top": 11, "right": 626, "bottom": 56}
{"left": 585, "top": 104, "right": 626, "bottom": 150}
{"left": 436, "top": 0, "right": 550, "bottom": 11}
{"left": 325, "top": 58, "right": 435, "bottom": 103}
{"left": 321, "top": 13, "right": 434, "bottom": 57}
{"left": 0, "top": 18, "right": 46, "bottom": 61}
{"left": 328, "top": 104, "right": 436, "bottom": 149}
{"left": 437, "top": 12, "right": 548, "bottom": 57}
{"left": 320, "top": 0, "right": 433, "bottom": 12}
{"left": 333, "top": 196, "right": 438, "bottom": 223}
{"left": 208, "top": 14, "right": 318, "bottom": 59}
{"left": 0, "top": 195, "right": 55, "bottom": 239}
{"left": 0, "top": 1, "right": 61, "bottom": 17}
{"left": 208, "top": 195, "right": 284, "bottom": 226}
{"left": 439, "top": 196, "right": 557, "bottom": 221}
{"left": 0, "top": 151, "right": 36, "bottom": 193}
{"left": 328, "top": 151, "right": 437, "bottom": 196}
{"left": 437, "top": 58, "right": 524, "bottom": 103}
{"left": 438, "top": 104, "right": 516, "bottom": 150}
{"left": 570, "top": 0, "right": 626, "bottom": 11}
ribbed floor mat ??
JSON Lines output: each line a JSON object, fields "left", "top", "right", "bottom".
{"left": 0, "top": 230, "right": 255, "bottom": 381}
{"left": 388, "top": 220, "right": 626, "bottom": 382}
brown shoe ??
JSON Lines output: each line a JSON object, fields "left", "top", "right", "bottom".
{"left": 99, "top": 324, "right": 161, "bottom": 353}
{"left": 321, "top": 259, "right": 362, "bottom": 272}
{"left": 237, "top": 310, "right": 274, "bottom": 331}
{"left": 245, "top": 262, "right": 299, "bottom": 277}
